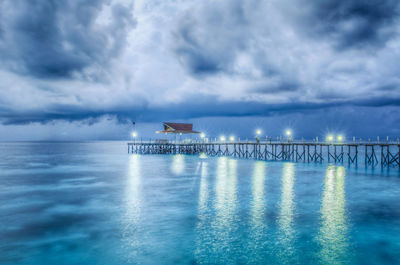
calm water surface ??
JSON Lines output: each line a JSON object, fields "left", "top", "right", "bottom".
{"left": 0, "top": 142, "right": 399, "bottom": 265}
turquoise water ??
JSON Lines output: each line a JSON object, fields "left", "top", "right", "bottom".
{"left": 0, "top": 142, "right": 400, "bottom": 265}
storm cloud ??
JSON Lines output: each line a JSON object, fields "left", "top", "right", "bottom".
{"left": 0, "top": 0, "right": 399, "bottom": 139}
{"left": 303, "top": 0, "right": 400, "bottom": 49}
{"left": 0, "top": 0, "right": 135, "bottom": 78}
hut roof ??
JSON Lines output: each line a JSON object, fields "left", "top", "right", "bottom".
{"left": 156, "top": 122, "right": 200, "bottom": 134}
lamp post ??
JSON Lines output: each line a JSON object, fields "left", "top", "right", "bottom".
{"left": 131, "top": 131, "right": 137, "bottom": 143}
{"left": 200, "top": 132, "right": 205, "bottom": 143}
{"left": 285, "top": 129, "right": 292, "bottom": 142}
{"left": 220, "top": 135, "right": 226, "bottom": 142}
{"left": 255, "top": 129, "right": 262, "bottom": 143}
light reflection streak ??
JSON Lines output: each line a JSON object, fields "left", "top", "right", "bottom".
{"left": 126, "top": 154, "right": 142, "bottom": 223}
{"left": 248, "top": 161, "right": 267, "bottom": 261}
{"left": 214, "top": 157, "right": 234, "bottom": 258}
{"left": 198, "top": 162, "right": 209, "bottom": 215}
{"left": 251, "top": 161, "right": 267, "bottom": 225}
{"left": 171, "top": 154, "right": 185, "bottom": 175}
{"left": 318, "top": 166, "right": 349, "bottom": 265}
{"left": 194, "top": 162, "right": 211, "bottom": 262}
{"left": 123, "top": 154, "right": 142, "bottom": 261}
{"left": 195, "top": 157, "right": 239, "bottom": 263}
{"left": 277, "top": 162, "right": 296, "bottom": 263}
{"left": 199, "top": 152, "right": 208, "bottom": 159}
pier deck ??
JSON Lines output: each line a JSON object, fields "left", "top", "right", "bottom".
{"left": 127, "top": 141, "right": 400, "bottom": 168}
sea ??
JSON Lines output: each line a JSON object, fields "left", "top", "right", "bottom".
{"left": 0, "top": 141, "right": 399, "bottom": 265}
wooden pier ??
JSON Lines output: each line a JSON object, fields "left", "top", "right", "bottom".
{"left": 127, "top": 141, "right": 400, "bottom": 168}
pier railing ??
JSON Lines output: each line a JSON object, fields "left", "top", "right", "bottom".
{"left": 127, "top": 141, "right": 400, "bottom": 168}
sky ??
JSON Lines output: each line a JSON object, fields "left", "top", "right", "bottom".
{"left": 0, "top": 0, "right": 399, "bottom": 141}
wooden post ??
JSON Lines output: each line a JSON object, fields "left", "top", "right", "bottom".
{"left": 328, "top": 145, "right": 330, "bottom": 163}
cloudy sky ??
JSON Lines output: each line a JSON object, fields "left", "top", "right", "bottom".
{"left": 0, "top": 0, "right": 399, "bottom": 141}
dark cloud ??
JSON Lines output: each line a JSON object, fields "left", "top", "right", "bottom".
{"left": 303, "top": 0, "right": 400, "bottom": 49}
{"left": 252, "top": 81, "right": 299, "bottom": 94}
{"left": 353, "top": 96, "right": 400, "bottom": 107}
{"left": 0, "top": 0, "right": 135, "bottom": 78}
{"left": 174, "top": 0, "right": 400, "bottom": 79}
{"left": 2, "top": 93, "right": 400, "bottom": 126}
{"left": 173, "top": 0, "right": 252, "bottom": 76}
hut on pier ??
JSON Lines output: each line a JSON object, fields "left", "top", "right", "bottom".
{"left": 156, "top": 122, "right": 200, "bottom": 135}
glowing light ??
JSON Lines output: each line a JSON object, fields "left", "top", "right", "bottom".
{"left": 198, "top": 162, "right": 209, "bottom": 211}
{"left": 220, "top": 135, "right": 226, "bottom": 142}
{"left": 337, "top": 135, "right": 343, "bottom": 142}
{"left": 251, "top": 161, "right": 266, "bottom": 226}
{"left": 256, "top": 129, "right": 262, "bottom": 135}
{"left": 199, "top": 152, "right": 208, "bottom": 159}
{"left": 171, "top": 154, "right": 185, "bottom": 175}
{"left": 195, "top": 161, "right": 209, "bottom": 261}
{"left": 318, "top": 166, "right": 348, "bottom": 264}
{"left": 123, "top": 154, "right": 142, "bottom": 249}
{"left": 277, "top": 163, "right": 295, "bottom": 261}
{"left": 131, "top": 131, "right": 137, "bottom": 138}
{"left": 327, "top": 135, "right": 334, "bottom": 142}
{"left": 229, "top": 135, "right": 235, "bottom": 142}
{"left": 200, "top": 132, "right": 205, "bottom": 138}
{"left": 285, "top": 129, "right": 292, "bottom": 136}
{"left": 247, "top": 161, "right": 267, "bottom": 257}
{"left": 210, "top": 157, "right": 238, "bottom": 257}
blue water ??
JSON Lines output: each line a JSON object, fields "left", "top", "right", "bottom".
{"left": 0, "top": 142, "right": 400, "bottom": 265}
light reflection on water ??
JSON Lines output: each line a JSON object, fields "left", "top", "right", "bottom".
{"left": 210, "top": 157, "right": 239, "bottom": 263}
{"left": 126, "top": 155, "right": 142, "bottom": 218}
{"left": 277, "top": 163, "right": 297, "bottom": 263}
{"left": 198, "top": 162, "right": 208, "bottom": 212}
{"left": 248, "top": 161, "right": 268, "bottom": 262}
{"left": 122, "top": 154, "right": 142, "bottom": 261}
{"left": 251, "top": 161, "right": 267, "bottom": 226}
{"left": 194, "top": 161, "right": 210, "bottom": 263}
{"left": 1, "top": 142, "right": 400, "bottom": 265}
{"left": 171, "top": 154, "right": 185, "bottom": 175}
{"left": 318, "top": 165, "right": 349, "bottom": 265}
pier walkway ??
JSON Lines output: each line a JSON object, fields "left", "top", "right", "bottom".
{"left": 127, "top": 141, "right": 400, "bottom": 168}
